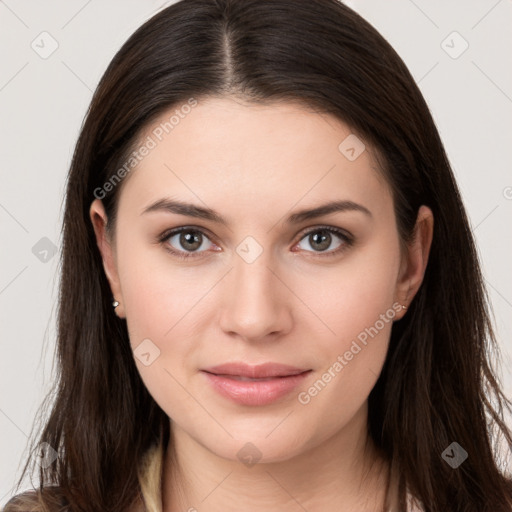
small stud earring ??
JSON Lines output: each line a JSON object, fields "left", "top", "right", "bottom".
{"left": 112, "top": 300, "right": 120, "bottom": 309}
{"left": 401, "top": 304, "right": 407, "bottom": 310}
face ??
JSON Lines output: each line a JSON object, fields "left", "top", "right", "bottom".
{"left": 91, "top": 96, "right": 431, "bottom": 464}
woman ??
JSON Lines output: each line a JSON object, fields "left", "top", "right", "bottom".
{"left": 4, "top": 0, "right": 512, "bottom": 511}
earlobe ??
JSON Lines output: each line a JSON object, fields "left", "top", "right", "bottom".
{"left": 89, "top": 199, "right": 125, "bottom": 318}
{"left": 395, "top": 205, "right": 434, "bottom": 316}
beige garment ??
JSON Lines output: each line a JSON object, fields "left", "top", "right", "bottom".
{"left": 387, "top": 490, "right": 424, "bottom": 512}
{"left": 407, "top": 492, "right": 424, "bottom": 511}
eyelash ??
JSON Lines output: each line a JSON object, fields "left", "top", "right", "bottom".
{"left": 157, "top": 225, "right": 354, "bottom": 261}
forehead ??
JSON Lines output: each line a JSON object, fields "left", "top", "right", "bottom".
{"left": 117, "top": 96, "right": 392, "bottom": 223}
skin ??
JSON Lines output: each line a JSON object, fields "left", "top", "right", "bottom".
{"left": 90, "top": 96, "right": 433, "bottom": 511}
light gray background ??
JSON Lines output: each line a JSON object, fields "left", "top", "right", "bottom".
{"left": 1, "top": 0, "right": 511, "bottom": 505}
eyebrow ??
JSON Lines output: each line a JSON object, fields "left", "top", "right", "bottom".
{"left": 141, "top": 198, "right": 372, "bottom": 225}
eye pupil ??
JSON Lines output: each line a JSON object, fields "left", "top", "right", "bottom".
{"left": 310, "top": 230, "right": 331, "bottom": 251}
{"left": 180, "top": 231, "right": 202, "bottom": 251}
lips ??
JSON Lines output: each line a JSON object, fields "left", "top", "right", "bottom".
{"left": 219, "top": 375, "right": 283, "bottom": 382}
{"left": 201, "top": 363, "right": 312, "bottom": 406}
{"left": 202, "top": 362, "right": 310, "bottom": 379}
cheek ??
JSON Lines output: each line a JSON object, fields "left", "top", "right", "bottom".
{"left": 294, "top": 231, "right": 400, "bottom": 344}
{"left": 293, "top": 235, "right": 399, "bottom": 407}
{"left": 295, "top": 294, "right": 396, "bottom": 431}
{"left": 116, "top": 244, "right": 211, "bottom": 416}
{"left": 114, "top": 233, "right": 190, "bottom": 351}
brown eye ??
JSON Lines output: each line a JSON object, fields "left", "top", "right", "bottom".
{"left": 177, "top": 230, "right": 203, "bottom": 251}
{"left": 308, "top": 230, "right": 333, "bottom": 251}
{"left": 295, "top": 227, "right": 352, "bottom": 255}
{"left": 161, "top": 228, "right": 215, "bottom": 258}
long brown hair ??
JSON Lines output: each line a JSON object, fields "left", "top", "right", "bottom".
{"left": 5, "top": 1, "right": 512, "bottom": 511}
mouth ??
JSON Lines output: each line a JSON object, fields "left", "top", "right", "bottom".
{"left": 205, "top": 374, "right": 304, "bottom": 382}
{"left": 201, "top": 361, "right": 311, "bottom": 379}
{"left": 201, "top": 366, "right": 312, "bottom": 406}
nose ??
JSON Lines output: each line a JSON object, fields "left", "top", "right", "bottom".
{"left": 218, "top": 250, "right": 293, "bottom": 343}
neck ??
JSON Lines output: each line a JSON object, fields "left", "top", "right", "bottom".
{"left": 161, "top": 402, "right": 395, "bottom": 512}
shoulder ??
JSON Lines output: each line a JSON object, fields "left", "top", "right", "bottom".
{"left": 2, "top": 490, "right": 144, "bottom": 512}
{"left": 2, "top": 489, "right": 41, "bottom": 511}
{"left": 2, "top": 487, "right": 67, "bottom": 512}
{"left": 3, "top": 488, "right": 145, "bottom": 512}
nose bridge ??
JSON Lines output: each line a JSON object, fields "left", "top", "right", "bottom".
{"left": 233, "top": 233, "right": 277, "bottom": 294}
{"left": 219, "top": 239, "right": 288, "bottom": 339}
{"left": 233, "top": 250, "right": 274, "bottom": 298}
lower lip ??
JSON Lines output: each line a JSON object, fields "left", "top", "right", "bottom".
{"left": 201, "top": 370, "right": 311, "bottom": 406}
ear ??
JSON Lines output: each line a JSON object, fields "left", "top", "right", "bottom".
{"left": 89, "top": 199, "right": 125, "bottom": 318}
{"left": 394, "top": 205, "right": 434, "bottom": 319}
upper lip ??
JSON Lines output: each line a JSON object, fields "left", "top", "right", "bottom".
{"left": 202, "top": 362, "right": 310, "bottom": 379}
